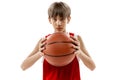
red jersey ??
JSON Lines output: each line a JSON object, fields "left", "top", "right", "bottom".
{"left": 43, "top": 32, "right": 81, "bottom": 80}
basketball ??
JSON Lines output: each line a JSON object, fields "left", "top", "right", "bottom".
{"left": 43, "top": 32, "right": 76, "bottom": 66}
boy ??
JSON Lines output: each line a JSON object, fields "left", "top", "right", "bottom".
{"left": 21, "top": 1, "right": 96, "bottom": 80}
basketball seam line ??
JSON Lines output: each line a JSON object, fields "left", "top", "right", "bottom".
{"left": 47, "top": 41, "right": 72, "bottom": 45}
{"left": 44, "top": 50, "right": 76, "bottom": 57}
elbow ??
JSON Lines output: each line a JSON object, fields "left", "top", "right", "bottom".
{"left": 90, "top": 66, "right": 96, "bottom": 71}
{"left": 90, "top": 63, "right": 96, "bottom": 71}
{"left": 21, "top": 67, "right": 26, "bottom": 71}
{"left": 21, "top": 64, "right": 27, "bottom": 71}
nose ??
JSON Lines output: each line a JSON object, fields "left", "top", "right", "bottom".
{"left": 56, "top": 20, "right": 62, "bottom": 25}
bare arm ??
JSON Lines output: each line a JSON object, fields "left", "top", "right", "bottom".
{"left": 71, "top": 35, "right": 96, "bottom": 71}
{"left": 21, "top": 38, "right": 46, "bottom": 71}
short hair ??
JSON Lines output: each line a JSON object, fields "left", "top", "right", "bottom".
{"left": 48, "top": 1, "right": 71, "bottom": 19}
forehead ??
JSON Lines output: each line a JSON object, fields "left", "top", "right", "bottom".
{"left": 51, "top": 14, "right": 66, "bottom": 19}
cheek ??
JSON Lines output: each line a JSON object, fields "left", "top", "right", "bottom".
{"left": 64, "top": 20, "right": 68, "bottom": 24}
{"left": 63, "top": 21, "right": 67, "bottom": 25}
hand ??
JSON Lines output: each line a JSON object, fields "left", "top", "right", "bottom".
{"left": 38, "top": 37, "right": 47, "bottom": 54}
{"left": 70, "top": 35, "right": 81, "bottom": 55}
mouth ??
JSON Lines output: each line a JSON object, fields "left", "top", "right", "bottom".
{"left": 56, "top": 28, "right": 63, "bottom": 31}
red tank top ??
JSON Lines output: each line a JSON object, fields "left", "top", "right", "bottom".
{"left": 43, "top": 32, "right": 81, "bottom": 80}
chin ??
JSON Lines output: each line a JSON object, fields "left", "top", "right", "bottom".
{"left": 55, "top": 30, "right": 65, "bottom": 32}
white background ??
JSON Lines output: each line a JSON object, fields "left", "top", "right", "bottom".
{"left": 0, "top": 0, "right": 120, "bottom": 80}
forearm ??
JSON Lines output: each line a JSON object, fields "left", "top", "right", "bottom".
{"left": 76, "top": 50, "right": 96, "bottom": 71}
{"left": 21, "top": 52, "right": 43, "bottom": 71}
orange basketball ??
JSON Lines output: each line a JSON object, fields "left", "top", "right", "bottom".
{"left": 43, "top": 32, "right": 76, "bottom": 66}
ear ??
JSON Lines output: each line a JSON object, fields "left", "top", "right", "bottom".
{"left": 48, "top": 17, "right": 52, "bottom": 24}
{"left": 67, "top": 16, "right": 71, "bottom": 23}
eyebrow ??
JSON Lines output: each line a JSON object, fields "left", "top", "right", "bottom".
{"left": 52, "top": 17, "right": 65, "bottom": 20}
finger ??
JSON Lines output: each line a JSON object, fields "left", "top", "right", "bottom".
{"left": 40, "top": 42, "right": 47, "bottom": 48}
{"left": 39, "top": 47, "right": 46, "bottom": 52}
{"left": 71, "top": 44, "right": 79, "bottom": 50}
{"left": 70, "top": 40, "right": 78, "bottom": 46}
{"left": 39, "top": 38, "right": 47, "bottom": 48}
{"left": 70, "top": 35, "right": 77, "bottom": 41}
{"left": 41, "top": 37, "right": 47, "bottom": 43}
{"left": 70, "top": 36, "right": 79, "bottom": 46}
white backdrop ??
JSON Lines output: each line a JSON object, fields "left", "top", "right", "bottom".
{"left": 0, "top": 0, "right": 120, "bottom": 80}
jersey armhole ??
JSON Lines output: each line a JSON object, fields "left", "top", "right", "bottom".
{"left": 45, "top": 34, "right": 51, "bottom": 38}
{"left": 69, "top": 32, "right": 74, "bottom": 36}
{"left": 69, "top": 32, "right": 78, "bottom": 39}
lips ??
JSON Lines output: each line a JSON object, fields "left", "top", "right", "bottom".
{"left": 56, "top": 28, "right": 63, "bottom": 30}
{"left": 57, "top": 28, "right": 62, "bottom": 29}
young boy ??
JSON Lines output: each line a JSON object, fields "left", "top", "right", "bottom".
{"left": 21, "top": 1, "right": 96, "bottom": 80}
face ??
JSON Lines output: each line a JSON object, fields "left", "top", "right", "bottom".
{"left": 49, "top": 16, "right": 71, "bottom": 32}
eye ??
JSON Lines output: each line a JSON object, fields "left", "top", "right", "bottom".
{"left": 60, "top": 18, "right": 64, "bottom": 21}
{"left": 53, "top": 18, "right": 57, "bottom": 21}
